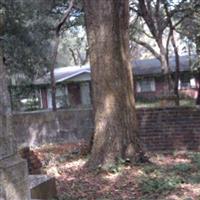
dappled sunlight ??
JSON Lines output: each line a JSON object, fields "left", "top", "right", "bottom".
{"left": 28, "top": 123, "right": 48, "bottom": 147}
{"left": 29, "top": 144, "right": 200, "bottom": 199}
{"left": 150, "top": 152, "right": 191, "bottom": 167}
{"left": 102, "top": 170, "right": 123, "bottom": 182}
{"left": 165, "top": 184, "right": 200, "bottom": 200}
{"left": 29, "top": 126, "right": 38, "bottom": 147}
{"left": 59, "top": 158, "right": 86, "bottom": 171}
{"left": 96, "top": 93, "right": 115, "bottom": 133}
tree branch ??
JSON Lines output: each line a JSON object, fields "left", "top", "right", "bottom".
{"left": 132, "top": 38, "right": 160, "bottom": 60}
{"left": 55, "top": 0, "right": 74, "bottom": 36}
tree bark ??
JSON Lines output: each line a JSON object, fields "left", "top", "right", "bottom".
{"left": 84, "top": 0, "right": 142, "bottom": 169}
{"left": 164, "top": 3, "right": 180, "bottom": 106}
{"left": 50, "top": 36, "right": 59, "bottom": 111}
{"left": 69, "top": 48, "right": 79, "bottom": 65}
{"left": 171, "top": 33, "right": 180, "bottom": 106}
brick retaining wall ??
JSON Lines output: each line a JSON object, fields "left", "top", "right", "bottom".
{"left": 138, "top": 107, "right": 200, "bottom": 151}
{"left": 13, "top": 107, "right": 200, "bottom": 151}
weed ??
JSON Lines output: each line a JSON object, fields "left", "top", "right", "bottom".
{"left": 172, "top": 163, "right": 192, "bottom": 173}
{"left": 139, "top": 176, "right": 182, "bottom": 194}
{"left": 189, "top": 153, "right": 200, "bottom": 169}
{"left": 142, "top": 165, "right": 159, "bottom": 174}
{"left": 187, "top": 173, "right": 200, "bottom": 184}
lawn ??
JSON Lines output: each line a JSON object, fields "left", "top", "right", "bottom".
{"left": 34, "top": 143, "right": 200, "bottom": 200}
{"left": 136, "top": 99, "right": 196, "bottom": 108}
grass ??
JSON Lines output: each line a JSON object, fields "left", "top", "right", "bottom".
{"left": 136, "top": 98, "right": 196, "bottom": 108}
{"left": 33, "top": 144, "right": 200, "bottom": 200}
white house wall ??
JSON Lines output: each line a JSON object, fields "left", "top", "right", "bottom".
{"left": 67, "top": 72, "right": 91, "bottom": 82}
{"left": 47, "top": 89, "right": 52, "bottom": 109}
{"left": 80, "top": 82, "right": 91, "bottom": 105}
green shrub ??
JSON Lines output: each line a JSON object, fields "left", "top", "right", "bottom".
{"left": 139, "top": 176, "right": 182, "bottom": 194}
{"left": 190, "top": 153, "right": 200, "bottom": 169}
{"left": 142, "top": 165, "right": 159, "bottom": 174}
{"left": 187, "top": 173, "right": 200, "bottom": 184}
{"left": 172, "top": 163, "right": 192, "bottom": 173}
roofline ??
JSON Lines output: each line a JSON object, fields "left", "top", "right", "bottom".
{"left": 56, "top": 69, "right": 91, "bottom": 83}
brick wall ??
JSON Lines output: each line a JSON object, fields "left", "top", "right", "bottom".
{"left": 138, "top": 107, "right": 200, "bottom": 151}
{"left": 13, "top": 107, "right": 200, "bottom": 151}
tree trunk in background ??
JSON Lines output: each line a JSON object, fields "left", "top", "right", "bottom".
{"left": 50, "top": 35, "right": 59, "bottom": 111}
{"left": 50, "top": 0, "right": 74, "bottom": 111}
{"left": 196, "top": 36, "right": 200, "bottom": 105}
{"left": 171, "top": 34, "right": 180, "bottom": 106}
{"left": 196, "top": 71, "right": 200, "bottom": 105}
{"left": 84, "top": 0, "right": 142, "bottom": 169}
{"left": 164, "top": 4, "right": 180, "bottom": 106}
{"left": 158, "top": 40, "right": 173, "bottom": 96}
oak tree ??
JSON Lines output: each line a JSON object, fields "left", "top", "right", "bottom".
{"left": 84, "top": 0, "right": 142, "bottom": 169}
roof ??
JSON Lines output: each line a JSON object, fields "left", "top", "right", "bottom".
{"left": 34, "top": 64, "right": 90, "bottom": 85}
{"left": 35, "top": 55, "right": 195, "bottom": 85}
{"left": 133, "top": 55, "right": 195, "bottom": 75}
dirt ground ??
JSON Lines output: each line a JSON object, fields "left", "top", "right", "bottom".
{"left": 33, "top": 143, "right": 200, "bottom": 200}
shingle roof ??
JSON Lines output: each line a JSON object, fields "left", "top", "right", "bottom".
{"left": 133, "top": 55, "right": 195, "bottom": 75}
{"left": 34, "top": 65, "right": 90, "bottom": 85}
{"left": 35, "top": 55, "right": 195, "bottom": 85}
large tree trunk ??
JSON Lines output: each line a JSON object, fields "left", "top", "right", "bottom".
{"left": 84, "top": 0, "right": 141, "bottom": 169}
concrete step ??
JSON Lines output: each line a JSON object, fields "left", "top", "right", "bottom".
{"left": 29, "top": 175, "right": 57, "bottom": 199}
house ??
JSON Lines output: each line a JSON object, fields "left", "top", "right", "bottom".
{"left": 19, "top": 55, "right": 199, "bottom": 110}
{"left": 133, "top": 55, "right": 198, "bottom": 100}
{"left": 34, "top": 64, "right": 92, "bottom": 109}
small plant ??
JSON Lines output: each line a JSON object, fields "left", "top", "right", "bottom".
{"left": 173, "top": 163, "right": 192, "bottom": 173}
{"left": 139, "top": 176, "right": 182, "bottom": 194}
{"left": 189, "top": 153, "right": 200, "bottom": 169}
{"left": 187, "top": 173, "right": 200, "bottom": 184}
{"left": 142, "top": 165, "right": 159, "bottom": 174}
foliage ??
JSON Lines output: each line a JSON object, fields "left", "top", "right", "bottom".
{"left": 172, "top": 163, "right": 193, "bottom": 173}
{"left": 1, "top": 0, "right": 85, "bottom": 80}
{"left": 139, "top": 175, "right": 182, "bottom": 194}
{"left": 3, "top": 0, "right": 55, "bottom": 82}
{"left": 189, "top": 152, "right": 200, "bottom": 169}
{"left": 30, "top": 145, "right": 200, "bottom": 199}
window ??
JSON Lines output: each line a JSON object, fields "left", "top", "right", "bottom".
{"left": 179, "top": 77, "right": 196, "bottom": 89}
{"left": 136, "top": 78, "right": 156, "bottom": 93}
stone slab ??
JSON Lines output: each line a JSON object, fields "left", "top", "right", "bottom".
{"left": 0, "top": 155, "right": 30, "bottom": 200}
{"left": 29, "top": 175, "right": 57, "bottom": 199}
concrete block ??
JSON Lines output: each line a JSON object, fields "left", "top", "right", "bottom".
{"left": 29, "top": 175, "right": 57, "bottom": 199}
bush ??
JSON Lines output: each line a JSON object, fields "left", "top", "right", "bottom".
{"left": 172, "top": 163, "right": 193, "bottom": 173}
{"left": 139, "top": 176, "right": 182, "bottom": 194}
{"left": 189, "top": 153, "right": 200, "bottom": 169}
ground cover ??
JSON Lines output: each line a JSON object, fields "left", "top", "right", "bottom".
{"left": 33, "top": 143, "right": 200, "bottom": 200}
{"left": 136, "top": 99, "right": 196, "bottom": 108}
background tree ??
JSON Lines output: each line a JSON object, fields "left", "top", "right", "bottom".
{"left": 177, "top": 1, "right": 200, "bottom": 104}
{"left": 1, "top": 0, "right": 85, "bottom": 110}
{"left": 84, "top": 0, "right": 142, "bottom": 169}
{"left": 50, "top": 0, "right": 74, "bottom": 111}
{"left": 130, "top": 0, "right": 192, "bottom": 104}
